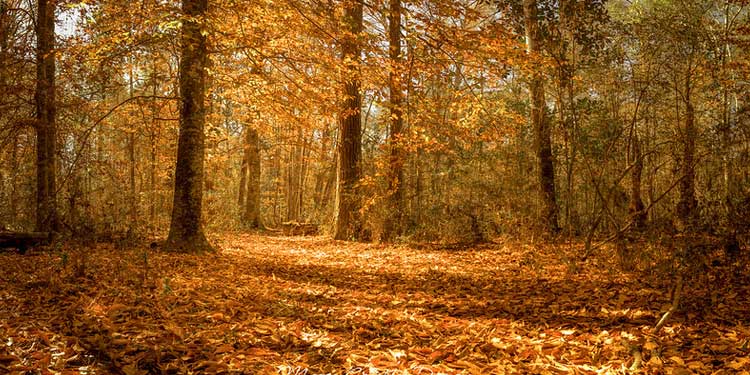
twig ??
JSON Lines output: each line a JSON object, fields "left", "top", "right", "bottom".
{"left": 621, "top": 337, "right": 643, "bottom": 372}
{"left": 654, "top": 274, "right": 683, "bottom": 334}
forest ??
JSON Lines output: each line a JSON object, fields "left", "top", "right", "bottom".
{"left": 1, "top": 0, "right": 749, "bottom": 373}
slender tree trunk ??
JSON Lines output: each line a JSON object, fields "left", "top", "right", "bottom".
{"left": 273, "top": 130, "right": 282, "bottom": 226}
{"left": 332, "top": 0, "right": 363, "bottom": 240}
{"left": 35, "top": 0, "right": 58, "bottom": 233}
{"left": 165, "top": 0, "right": 212, "bottom": 252}
{"left": 383, "top": 0, "right": 405, "bottom": 241}
{"left": 720, "top": 5, "right": 734, "bottom": 223}
{"left": 238, "top": 152, "right": 247, "bottom": 208}
{"left": 244, "top": 127, "right": 262, "bottom": 228}
{"left": 298, "top": 129, "right": 308, "bottom": 220}
{"left": 629, "top": 131, "right": 646, "bottom": 229}
{"left": 128, "top": 65, "right": 138, "bottom": 236}
{"left": 313, "top": 127, "right": 331, "bottom": 209}
{"left": 9, "top": 135, "right": 17, "bottom": 225}
{"left": 286, "top": 126, "right": 302, "bottom": 221}
{"left": 558, "top": 0, "right": 579, "bottom": 232}
{"left": 320, "top": 130, "right": 337, "bottom": 213}
{"left": 677, "top": 77, "right": 697, "bottom": 229}
{"left": 149, "top": 66, "right": 158, "bottom": 235}
{"left": 523, "top": 0, "right": 559, "bottom": 234}
{"left": 414, "top": 149, "right": 422, "bottom": 227}
{"left": 1, "top": 2, "right": 8, "bottom": 225}
{"left": 238, "top": 125, "right": 247, "bottom": 209}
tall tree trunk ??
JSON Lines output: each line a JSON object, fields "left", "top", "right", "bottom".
{"left": 313, "top": 127, "right": 331, "bottom": 209}
{"left": 298, "top": 129, "right": 308, "bottom": 220}
{"left": 332, "top": 0, "right": 363, "bottom": 240}
{"left": 629, "top": 131, "right": 646, "bottom": 230}
{"left": 238, "top": 152, "right": 247, "bottom": 208}
{"left": 9, "top": 135, "right": 18, "bottom": 226}
{"left": 244, "top": 127, "right": 262, "bottom": 228}
{"left": 128, "top": 65, "right": 138, "bottom": 236}
{"left": 523, "top": 0, "right": 559, "bottom": 234}
{"left": 720, "top": 4, "right": 734, "bottom": 225}
{"left": 273, "top": 133, "right": 281, "bottom": 226}
{"left": 677, "top": 77, "right": 697, "bottom": 229}
{"left": 165, "top": 0, "right": 212, "bottom": 252}
{"left": 286, "top": 126, "right": 301, "bottom": 221}
{"left": 558, "top": 0, "right": 579, "bottom": 232}
{"left": 383, "top": 0, "right": 405, "bottom": 241}
{"left": 149, "top": 65, "right": 158, "bottom": 235}
{"left": 35, "top": 0, "right": 58, "bottom": 233}
{"left": 238, "top": 126, "right": 248, "bottom": 210}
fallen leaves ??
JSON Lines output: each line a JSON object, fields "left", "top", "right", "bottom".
{"left": 0, "top": 234, "right": 748, "bottom": 374}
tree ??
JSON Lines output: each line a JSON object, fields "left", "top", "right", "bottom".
{"left": 243, "top": 126, "right": 262, "bottom": 228}
{"left": 332, "top": 0, "right": 364, "bottom": 240}
{"left": 165, "top": 0, "right": 213, "bottom": 252}
{"left": 382, "top": 0, "right": 405, "bottom": 241}
{"left": 523, "top": 0, "right": 559, "bottom": 233}
{"left": 34, "top": 0, "right": 58, "bottom": 233}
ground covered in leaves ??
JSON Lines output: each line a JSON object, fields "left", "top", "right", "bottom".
{"left": 1, "top": 234, "right": 749, "bottom": 374}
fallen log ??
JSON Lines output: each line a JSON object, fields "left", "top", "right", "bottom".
{"left": 0, "top": 232, "right": 50, "bottom": 254}
{"left": 281, "top": 222, "right": 318, "bottom": 236}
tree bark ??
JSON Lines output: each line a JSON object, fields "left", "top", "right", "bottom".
{"left": 382, "top": 0, "right": 405, "bottom": 241}
{"left": 272, "top": 129, "right": 282, "bottom": 226}
{"left": 677, "top": 79, "right": 697, "bottom": 229}
{"left": 523, "top": 0, "right": 559, "bottom": 234}
{"left": 244, "top": 127, "right": 262, "bottom": 228}
{"left": 629, "top": 131, "right": 646, "bottom": 230}
{"left": 238, "top": 151, "right": 247, "bottom": 208}
{"left": 286, "top": 126, "right": 302, "bottom": 221}
{"left": 332, "top": 0, "right": 363, "bottom": 240}
{"left": 313, "top": 127, "right": 331, "bottom": 209}
{"left": 128, "top": 65, "right": 138, "bottom": 236}
{"left": 165, "top": 0, "right": 212, "bottom": 252}
{"left": 34, "top": 0, "right": 58, "bottom": 233}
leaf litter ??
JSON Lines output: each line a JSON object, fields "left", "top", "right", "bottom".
{"left": 0, "top": 234, "right": 748, "bottom": 374}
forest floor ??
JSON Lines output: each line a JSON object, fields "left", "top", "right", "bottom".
{"left": 1, "top": 233, "right": 749, "bottom": 374}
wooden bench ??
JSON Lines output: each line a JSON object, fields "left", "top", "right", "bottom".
{"left": 0, "top": 232, "right": 50, "bottom": 254}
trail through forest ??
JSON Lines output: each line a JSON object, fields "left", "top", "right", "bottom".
{"left": 1, "top": 234, "right": 749, "bottom": 374}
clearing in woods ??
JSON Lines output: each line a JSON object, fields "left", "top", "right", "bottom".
{"left": 1, "top": 234, "right": 749, "bottom": 374}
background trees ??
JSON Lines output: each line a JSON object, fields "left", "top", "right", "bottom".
{"left": 0, "top": 0, "right": 748, "bottom": 246}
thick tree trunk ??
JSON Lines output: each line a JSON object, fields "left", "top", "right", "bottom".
{"left": 34, "top": 0, "right": 58, "bottom": 233}
{"left": 382, "top": 0, "right": 405, "bottom": 241}
{"left": 523, "top": 0, "right": 559, "bottom": 234}
{"left": 244, "top": 127, "right": 262, "bottom": 228}
{"left": 332, "top": 0, "right": 363, "bottom": 240}
{"left": 165, "top": 0, "right": 212, "bottom": 252}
